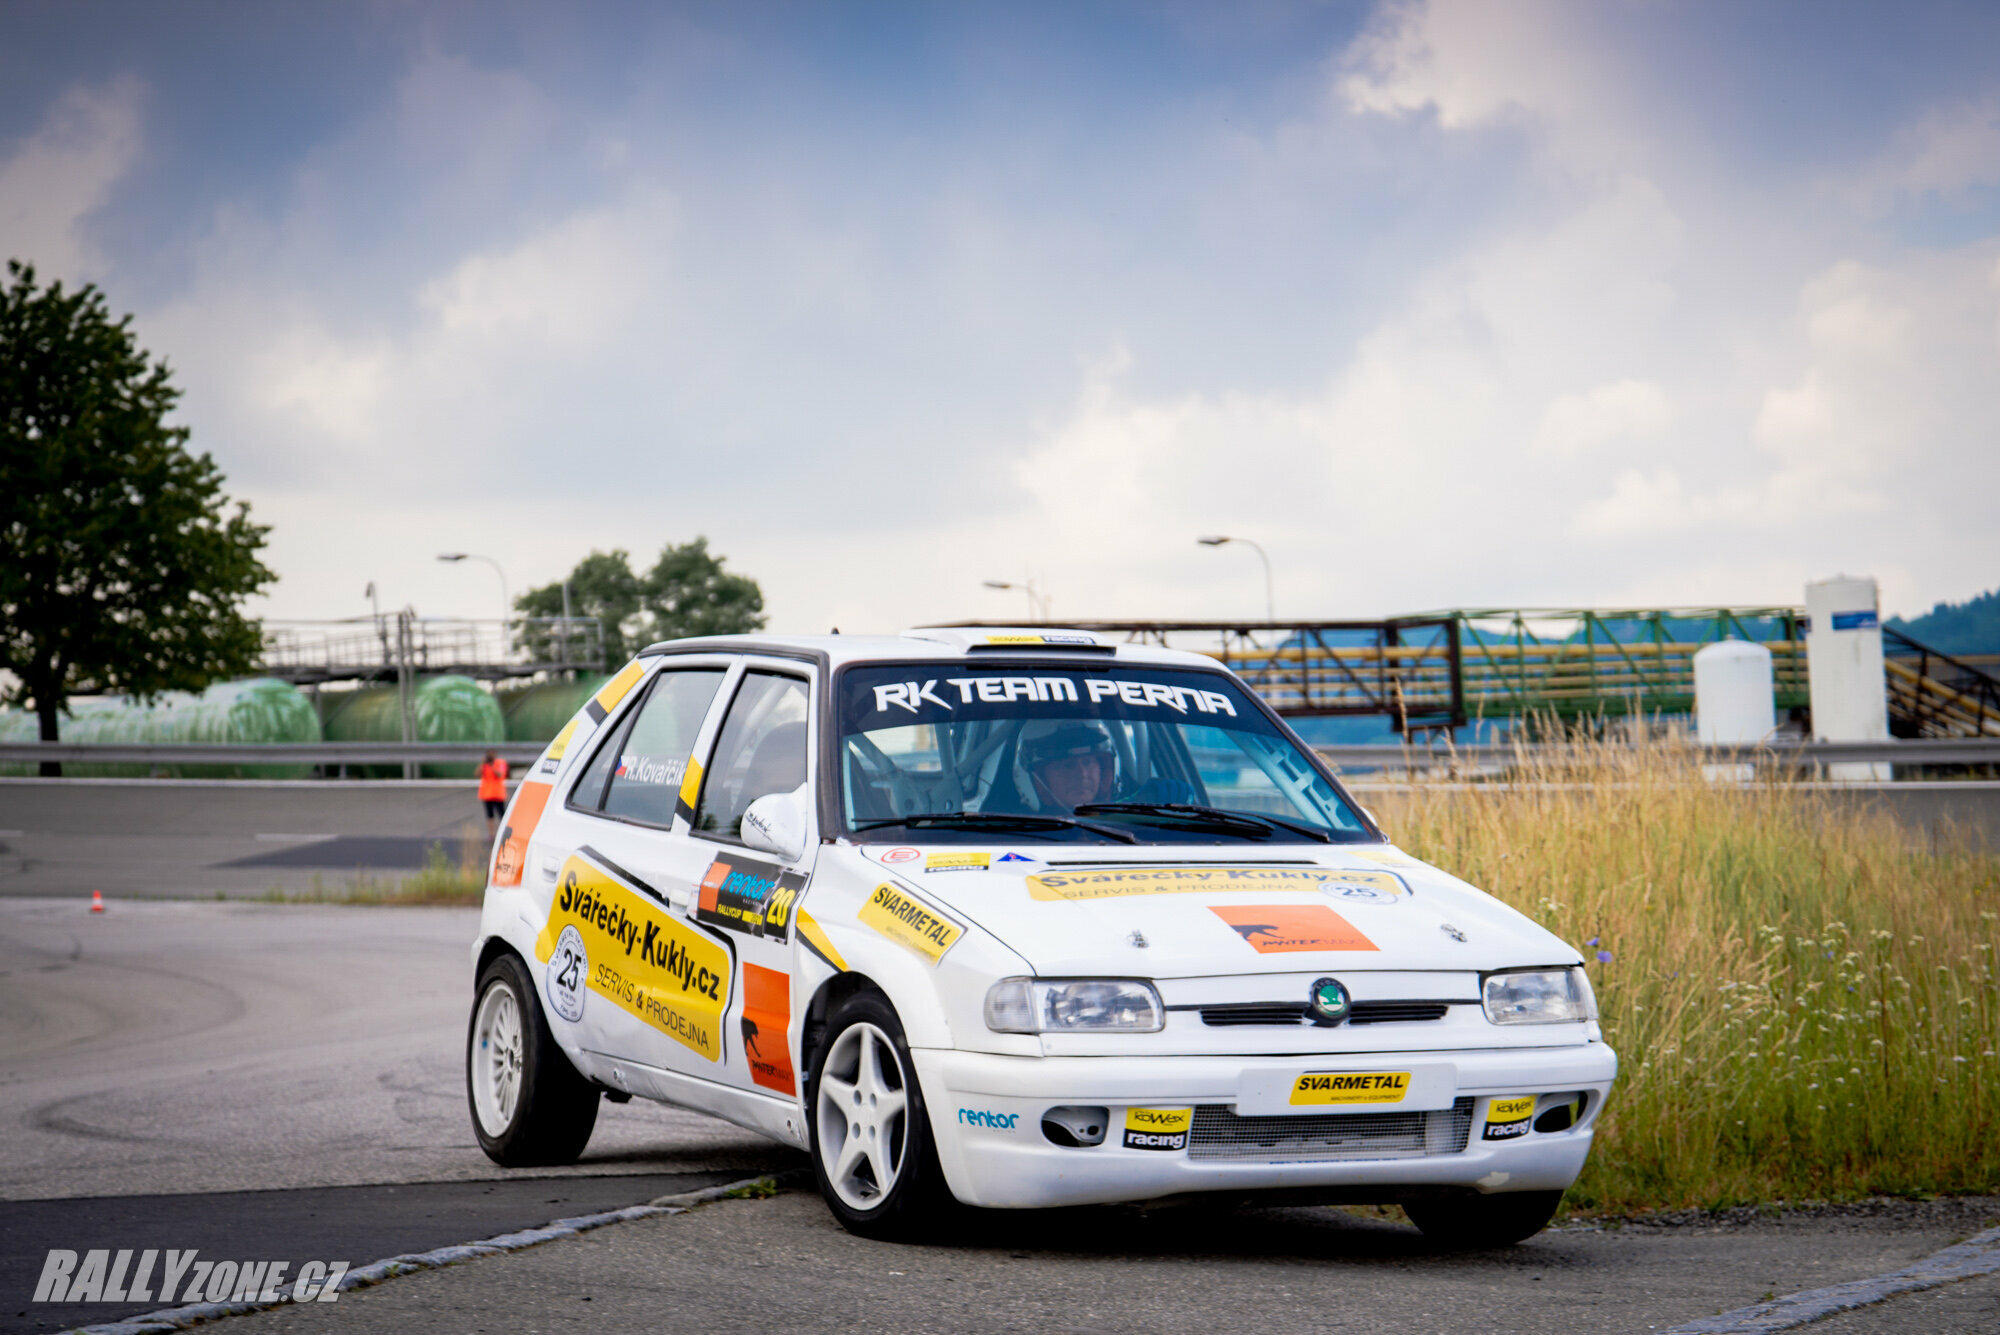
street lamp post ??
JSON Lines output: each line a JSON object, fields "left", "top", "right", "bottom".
{"left": 1197, "top": 535, "right": 1274, "bottom": 624}
{"left": 438, "top": 553, "right": 510, "bottom": 657}
{"left": 982, "top": 579, "right": 1047, "bottom": 622}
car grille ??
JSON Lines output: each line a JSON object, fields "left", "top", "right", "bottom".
{"left": 1197, "top": 1001, "right": 1454, "bottom": 1027}
{"left": 1187, "top": 1098, "right": 1475, "bottom": 1162}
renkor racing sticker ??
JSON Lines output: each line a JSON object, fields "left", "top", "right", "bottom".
{"left": 535, "top": 855, "right": 731, "bottom": 1061}
{"left": 695, "top": 853, "right": 803, "bottom": 941}
{"left": 857, "top": 882, "right": 964, "bottom": 964}
{"left": 1210, "top": 904, "right": 1378, "bottom": 954}
{"left": 1483, "top": 1095, "right": 1536, "bottom": 1140}
{"left": 1122, "top": 1107, "right": 1191, "bottom": 1151}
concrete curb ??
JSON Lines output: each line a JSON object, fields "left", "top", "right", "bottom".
{"left": 63, "top": 1172, "right": 801, "bottom": 1334}
{"left": 1665, "top": 1224, "right": 2000, "bottom": 1333}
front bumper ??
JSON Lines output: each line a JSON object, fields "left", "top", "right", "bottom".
{"left": 913, "top": 1042, "right": 1617, "bottom": 1209}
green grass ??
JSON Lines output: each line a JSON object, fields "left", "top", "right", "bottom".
{"left": 259, "top": 841, "right": 489, "bottom": 906}
{"left": 1373, "top": 736, "right": 2000, "bottom": 1214}
{"left": 721, "top": 1177, "right": 779, "bottom": 1200}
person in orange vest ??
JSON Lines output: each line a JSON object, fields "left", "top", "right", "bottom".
{"left": 478, "top": 750, "right": 510, "bottom": 840}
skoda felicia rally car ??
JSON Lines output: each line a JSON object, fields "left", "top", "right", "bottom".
{"left": 468, "top": 630, "right": 1615, "bottom": 1244}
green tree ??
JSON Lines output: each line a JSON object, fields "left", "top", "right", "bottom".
{"left": 643, "top": 537, "right": 765, "bottom": 641}
{"left": 1, "top": 261, "right": 274, "bottom": 774}
{"left": 515, "top": 548, "right": 645, "bottom": 663}
{"left": 517, "top": 537, "right": 765, "bottom": 665}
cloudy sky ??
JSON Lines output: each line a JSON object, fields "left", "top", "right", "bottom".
{"left": 5, "top": 0, "right": 1997, "bottom": 634}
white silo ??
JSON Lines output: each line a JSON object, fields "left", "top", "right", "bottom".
{"left": 1805, "top": 575, "right": 1891, "bottom": 781}
{"left": 1695, "top": 639, "right": 1775, "bottom": 780}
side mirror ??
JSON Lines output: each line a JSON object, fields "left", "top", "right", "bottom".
{"left": 741, "top": 787, "right": 810, "bottom": 863}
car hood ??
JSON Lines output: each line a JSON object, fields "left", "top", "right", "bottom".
{"left": 833, "top": 843, "right": 1580, "bottom": 978}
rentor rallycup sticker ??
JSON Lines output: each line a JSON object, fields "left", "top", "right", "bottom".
{"left": 695, "top": 853, "right": 803, "bottom": 942}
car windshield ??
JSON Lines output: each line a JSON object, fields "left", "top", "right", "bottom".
{"left": 835, "top": 662, "right": 1375, "bottom": 844}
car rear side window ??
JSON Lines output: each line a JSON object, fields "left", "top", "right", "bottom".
{"left": 694, "top": 672, "right": 811, "bottom": 841}
{"left": 571, "top": 668, "right": 726, "bottom": 824}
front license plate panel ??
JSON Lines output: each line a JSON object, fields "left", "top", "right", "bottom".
{"left": 1236, "top": 1063, "right": 1456, "bottom": 1115}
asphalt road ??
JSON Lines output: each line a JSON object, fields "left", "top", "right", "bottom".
{"left": 201, "top": 1185, "right": 2000, "bottom": 1335}
{"left": 3, "top": 897, "right": 1996, "bottom": 1335}
{"left": 0, "top": 780, "right": 496, "bottom": 897}
{"left": 0, "top": 897, "right": 800, "bottom": 1333}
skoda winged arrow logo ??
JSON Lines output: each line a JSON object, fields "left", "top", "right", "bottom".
{"left": 1307, "top": 976, "right": 1351, "bottom": 1026}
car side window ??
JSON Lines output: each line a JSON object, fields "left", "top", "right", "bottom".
{"left": 570, "top": 668, "right": 726, "bottom": 823}
{"left": 694, "top": 671, "right": 811, "bottom": 841}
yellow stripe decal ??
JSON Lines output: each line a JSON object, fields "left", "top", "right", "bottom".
{"left": 594, "top": 660, "right": 647, "bottom": 714}
{"left": 795, "top": 909, "right": 848, "bottom": 973}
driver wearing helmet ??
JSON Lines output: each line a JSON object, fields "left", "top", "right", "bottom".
{"left": 1014, "top": 721, "right": 1118, "bottom": 813}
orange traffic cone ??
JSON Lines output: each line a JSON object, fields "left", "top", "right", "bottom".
{"left": 90, "top": 891, "right": 105, "bottom": 914}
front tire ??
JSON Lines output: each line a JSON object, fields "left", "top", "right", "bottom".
{"left": 1405, "top": 1190, "right": 1564, "bottom": 1248}
{"left": 467, "top": 952, "right": 599, "bottom": 1166}
{"left": 808, "top": 991, "right": 955, "bottom": 1238}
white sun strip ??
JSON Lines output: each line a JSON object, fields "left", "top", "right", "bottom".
{"left": 1664, "top": 1225, "right": 2000, "bottom": 1334}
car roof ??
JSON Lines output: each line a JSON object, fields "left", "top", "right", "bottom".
{"left": 635, "top": 627, "right": 1225, "bottom": 672}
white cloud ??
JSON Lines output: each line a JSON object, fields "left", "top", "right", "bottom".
{"left": 1849, "top": 95, "right": 2000, "bottom": 203}
{"left": 21, "top": 4, "right": 1992, "bottom": 637}
{"left": 0, "top": 78, "right": 142, "bottom": 281}
{"left": 1533, "top": 379, "right": 1672, "bottom": 456}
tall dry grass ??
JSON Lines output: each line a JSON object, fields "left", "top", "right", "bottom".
{"left": 1367, "top": 737, "right": 2000, "bottom": 1213}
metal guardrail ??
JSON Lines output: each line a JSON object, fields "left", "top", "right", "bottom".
{"left": 0, "top": 742, "right": 547, "bottom": 766}
{"left": 1311, "top": 739, "right": 2000, "bottom": 767}
{"left": 3, "top": 739, "right": 1998, "bottom": 770}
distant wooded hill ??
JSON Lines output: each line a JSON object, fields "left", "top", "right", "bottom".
{"left": 1889, "top": 587, "right": 2000, "bottom": 655}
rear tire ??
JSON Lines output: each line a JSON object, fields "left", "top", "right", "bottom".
{"left": 1405, "top": 1190, "right": 1564, "bottom": 1248}
{"left": 467, "top": 952, "right": 599, "bottom": 1166}
{"left": 808, "top": 990, "right": 956, "bottom": 1239}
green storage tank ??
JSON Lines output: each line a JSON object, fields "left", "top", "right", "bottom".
{"left": 496, "top": 676, "right": 608, "bottom": 743}
{"left": 318, "top": 675, "right": 506, "bottom": 778}
{"left": 0, "top": 678, "right": 322, "bottom": 778}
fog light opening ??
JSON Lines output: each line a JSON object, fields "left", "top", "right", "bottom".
{"left": 1533, "top": 1092, "right": 1586, "bottom": 1133}
{"left": 1042, "top": 1105, "right": 1109, "bottom": 1147}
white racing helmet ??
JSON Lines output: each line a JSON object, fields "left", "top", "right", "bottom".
{"left": 1012, "top": 719, "right": 1117, "bottom": 811}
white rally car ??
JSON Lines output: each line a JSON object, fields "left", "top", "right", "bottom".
{"left": 467, "top": 630, "right": 1615, "bottom": 1245}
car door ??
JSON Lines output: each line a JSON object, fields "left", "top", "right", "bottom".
{"left": 550, "top": 657, "right": 736, "bottom": 1083}
{"left": 680, "top": 662, "right": 819, "bottom": 1107}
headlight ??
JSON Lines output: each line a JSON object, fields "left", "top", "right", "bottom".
{"left": 1482, "top": 968, "right": 1596, "bottom": 1025}
{"left": 984, "top": 978, "right": 1163, "bottom": 1033}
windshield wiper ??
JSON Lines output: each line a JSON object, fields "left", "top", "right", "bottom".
{"left": 852, "top": 812, "right": 1139, "bottom": 844}
{"left": 1073, "top": 801, "right": 1332, "bottom": 844}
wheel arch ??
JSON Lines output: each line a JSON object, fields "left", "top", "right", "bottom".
{"left": 474, "top": 933, "right": 524, "bottom": 990}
